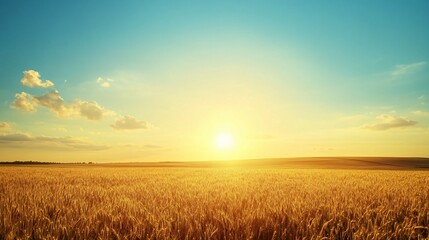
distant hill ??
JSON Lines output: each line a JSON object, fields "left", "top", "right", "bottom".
{"left": 97, "top": 157, "right": 429, "bottom": 170}
{"left": 2, "top": 157, "right": 429, "bottom": 169}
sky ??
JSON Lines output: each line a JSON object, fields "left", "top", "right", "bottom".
{"left": 0, "top": 1, "right": 428, "bottom": 162}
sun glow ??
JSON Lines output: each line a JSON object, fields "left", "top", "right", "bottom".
{"left": 214, "top": 132, "right": 235, "bottom": 151}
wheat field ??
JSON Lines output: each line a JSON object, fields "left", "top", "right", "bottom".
{"left": 0, "top": 166, "right": 428, "bottom": 239}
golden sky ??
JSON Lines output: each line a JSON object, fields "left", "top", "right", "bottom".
{"left": 1, "top": 1, "right": 428, "bottom": 162}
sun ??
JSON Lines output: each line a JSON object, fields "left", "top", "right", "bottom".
{"left": 214, "top": 132, "right": 235, "bottom": 151}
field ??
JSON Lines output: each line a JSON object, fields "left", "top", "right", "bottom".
{"left": 1, "top": 158, "right": 429, "bottom": 239}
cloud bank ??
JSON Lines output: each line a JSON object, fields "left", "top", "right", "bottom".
{"left": 111, "top": 115, "right": 150, "bottom": 130}
{"left": 363, "top": 114, "right": 417, "bottom": 131}
{"left": 0, "top": 132, "right": 109, "bottom": 151}
{"left": 21, "top": 70, "right": 54, "bottom": 88}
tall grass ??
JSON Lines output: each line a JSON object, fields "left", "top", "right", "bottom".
{"left": 0, "top": 167, "right": 428, "bottom": 239}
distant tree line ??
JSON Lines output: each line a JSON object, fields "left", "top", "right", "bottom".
{"left": 0, "top": 161, "right": 60, "bottom": 165}
{"left": 0, "top": 161, "right": 96, "bottom": 165}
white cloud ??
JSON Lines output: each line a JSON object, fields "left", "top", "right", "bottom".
{"left": 12, "top": 71, "right": 150, "bottom": 130}
{"left": 11, "top": 90, "right": 111, "bottom": 121}
{"left": 34, "top": 90, "right": 70, "bottom": 117}
{"left": 391, "top": 61, "right": 426, "bottom": 77}
{"left": 111, "top": 115, "right": 150, "bottom": 130}
{"left": 76, "top": 100, "right": 106, "bottom": 120}
{"left": 363, "top": 114, "right": 418, "bottom": 131}
{"left": 12, "top": 92, "right": 37, "bottom": 112}
{"left": 96, "top": 77, "right": 113, "bottom": 88}
{"left": 20, "top": 70, "right": 54, "bottom": 88}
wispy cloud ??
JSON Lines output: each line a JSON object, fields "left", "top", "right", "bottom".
{"left": 419, "top": 95, "right": 426, "bottom": 105}
{"left": 120, "top": 143, "right": 163, "bottom": 149}
{"left": 53, "top": 127, "right": 68, "bottom": 132}
{"left": 391, "top": 61, "right": 426, "bottom": 77}
{"left": 363, "top": 114, "right": 417, "bottom": 131}
{"left": 413, "top": 110, "right": 429, "bottom": 116}
{"left": 111, "top": 115, "right": 150, "bottom": 130}
{"left": 0, "top": 122, "right": 12, "bottom": 132}
{"left": 21, "top": 70, "right": 54, "bottom": 88}
{"left": 36, "top": 136, "right": 109, "bottom": 150}
{"left": 96, "top": 77, "right": 113, "bottom": 88}
{"left": 0, "top": 133, "right": 32, "bottom": 142}
{"left": 0, "top": 132, "right": 109, "bottom": 151}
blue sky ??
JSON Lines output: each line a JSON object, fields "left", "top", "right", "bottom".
{"left": 1, "top": 1, "right": 428, "bottom": 162}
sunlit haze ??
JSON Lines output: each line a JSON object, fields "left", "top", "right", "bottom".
{"left": 214, "top": 132, "right": 235, "bottom": 151}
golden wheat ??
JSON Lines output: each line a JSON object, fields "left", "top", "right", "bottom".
{"left": 0, "top": 167, "right": 428, "bottom": 239}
